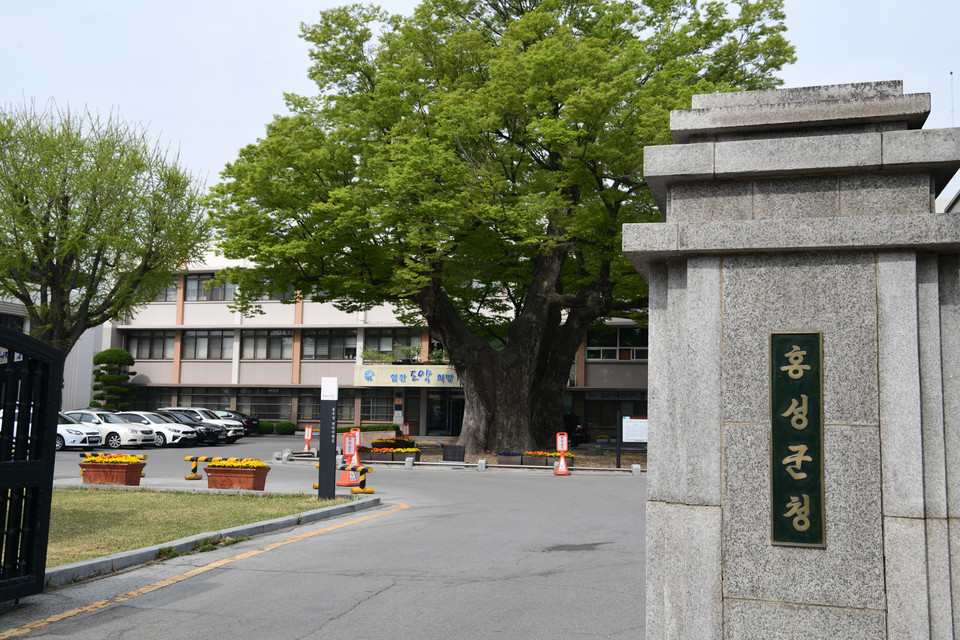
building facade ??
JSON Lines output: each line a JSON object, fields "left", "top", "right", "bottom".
{"left": 4, "top": 254, "right": 648, "bottom": 438}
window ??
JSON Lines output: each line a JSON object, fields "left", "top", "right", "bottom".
{"left": 184, "top": 273, "right": 236, "bottom": 301}
{"left": 125, "top": 330, "right": 176, "bottom": 359}
{"left": 0, "top": 314, "right": 24, "bottom": 332}
{"left": 364, "top": 328, "right": 421, "bottom": 355}
{"left": 241, "top": 330, "right": 293, "bottom": 360}
{"left": 297, "top": 388, "right": 355, "bottom": 422}
{"left": 302, "top": 329, "right": 357, "bottom": 360}
{"left": 249, "top": 281, "right": 295, "bottom": 301}
{"left": 361, "top": 389, "right": 393, "bottom": 421}
{"left": 177, "top": 387, "right": 232, "bottom": 409}
{"left": 153, "top": 281, "right": 178, "bottom": 302}
{"left": 586, "top": 327, "right": 648, "bottom": 361}
{"left": 237, "top": 388, "right": 291, "bottom": 421}
{"left": 182, "top": 330, "right": 234, "bottom": 359}
{"left": 130, "top": 387, "right": 173, "bottom": 410}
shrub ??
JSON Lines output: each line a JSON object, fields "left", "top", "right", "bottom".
{"left": 259, "top": 421, "right": 275, "bottom": 435}
{"left": 275, "top": 421, "right": 297, "bottom": 435}
{"left": 89, "top": 348, "right": 137, "bottom": 410}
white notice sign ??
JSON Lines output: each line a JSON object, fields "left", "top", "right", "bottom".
{"left": 321, "top": 377, "right": 339, "bottom": 401}
{"left": 622, "top": 417, "right": 648, "bottom": 443}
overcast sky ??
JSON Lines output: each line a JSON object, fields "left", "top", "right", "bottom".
{"left": 2, "top": 0, "right": 958, "bottom": 203}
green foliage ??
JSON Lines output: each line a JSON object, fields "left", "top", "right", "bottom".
{"left": 0, "top": 102, "right": 208, "bottom": 356}
{"left": 208, "top": 0, "right": 794, "bottom": 449}
{"left": 93, "top": 348, "right": 136, "bottom": 367}
{"left": 258, "top": 421, "right": 276, "bottom": 435}
{"left": 89, "top": 348, "right": 137, "bottom": 411}
{"left": 361, "top": 348, "right": 391, "bottom": 363}
{"left": 336, "top": 425, "right": 398, "bottom": 433}
{"left": 274, "top": 421, "right": 297, "bottom": 435}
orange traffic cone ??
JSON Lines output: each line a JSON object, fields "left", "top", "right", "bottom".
{"left": 337, "top": 464, "right": 361, "bottom": 487}
{"left": 555, "top": 454, "right": 571, "bottom": 476}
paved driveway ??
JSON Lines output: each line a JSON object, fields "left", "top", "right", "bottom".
{"left": 3, "top": 438, "right": 646, "bottom": 639}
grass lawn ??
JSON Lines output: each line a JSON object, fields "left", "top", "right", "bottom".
{"left": 48, "top": 488, "right": 348, "bottom": 567}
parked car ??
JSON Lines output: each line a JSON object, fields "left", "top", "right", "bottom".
{"left": 116, "top": 411, "right": 198, "bottom": 447}
{"left": 215, "top": 409, "right": 260, "bottom": 436}
{"left": 561, "top": 413, "right": 590, "bottom": 446}
{"left": 158, "top": 407, "right": 243, "bottom": 443}
{"left": 64, "top": 409, "right": 154, "bottom": 449}
{"left": 56, "top": 412, "right": 102, "bottom": 451}
{"left": 155, "top": 410, "right": 225, "bottom": 445}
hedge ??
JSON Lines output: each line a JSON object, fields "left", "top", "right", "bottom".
{"left": 336, "top": 425, "right": 399, "bottom": 433}
{"left": 259, "top": 421, "right": 275, "bottom": 435}
{"left": 275, "top": 421, "right": 297, "bottom": 435}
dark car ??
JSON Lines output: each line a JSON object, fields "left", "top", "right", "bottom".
{"left": 216, "top": 409, "right": 260, "bottom": 437}
{"left": 156, "top": 410, "right": 225, "bottom": 445}
{"left": 562, "top": 413, "right": 590, "bottom": 446}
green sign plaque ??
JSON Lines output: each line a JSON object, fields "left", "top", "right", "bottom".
{"left": 770, "top": 332, "right": 824, "bottom": 547}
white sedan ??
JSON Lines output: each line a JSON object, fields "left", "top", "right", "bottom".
{"left": 56, "top": 412, "right": 102, "bottom": 450}
{"left": 116, "top": 411, "right": 198, "bottom": 447}
{"left": 65, "top": 410, "right": 154, "bottom": 449}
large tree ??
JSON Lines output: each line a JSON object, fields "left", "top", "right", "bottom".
{"left": 209, "top": 0, "right": 795, "bottom": 454}
{"left": 0, "top": 104, "right": 208, "bottom": 357}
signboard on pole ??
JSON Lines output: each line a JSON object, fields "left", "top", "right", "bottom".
{"left": 622, "top": 417, "right": 649, "bottom": 443}
{"left": 316, "top": 377, "right": 338, "bottom": 500}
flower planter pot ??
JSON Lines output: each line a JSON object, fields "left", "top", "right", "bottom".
{"left": 79, "top": 462, "right": 146, "bottom": 486}
{"left": 393, "top": 451, "right": 420, "bottom": 462}
{"left": 522, "top": 456, "right": 547, "bottom": 466}
{"left": 204, "top": 466, "right": 270, "bottom": 490}
{"left": 497, "top": 455, "right": 522, "bottom": 466}
{"left": 369, "top": 451, "right": 392, "bottom": 462}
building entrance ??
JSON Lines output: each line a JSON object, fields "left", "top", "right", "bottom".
{"left": 426, "top": 390, "right": 464, "bottom": 436}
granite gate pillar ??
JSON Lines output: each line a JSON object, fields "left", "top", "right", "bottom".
{"left": 623, "top": 81, "right": 960, "bottom": 638}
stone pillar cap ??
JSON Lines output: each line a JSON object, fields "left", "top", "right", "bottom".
{"left": 671, "top": 80, "right": 930, "bottom": 144}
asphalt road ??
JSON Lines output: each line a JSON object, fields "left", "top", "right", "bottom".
{"left": 2, "top": 437, "right": 647, "bottom": 639}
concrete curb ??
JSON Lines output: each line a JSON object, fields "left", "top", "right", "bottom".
{"left": 45, "top": 495, "right": 381, "bottom": 588}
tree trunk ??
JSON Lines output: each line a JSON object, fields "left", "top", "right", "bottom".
{"left": 457, "top": 364, "right": 494, "bottom": 454}
{"left": 418, "top": 246, "right": 612, "bottom": 456}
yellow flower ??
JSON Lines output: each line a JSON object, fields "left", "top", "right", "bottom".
{"left": 205, "top": 458, "right": 268, "bottom": 469}
{"left": 82, "top": 454, "right": 143, "bottom": 464}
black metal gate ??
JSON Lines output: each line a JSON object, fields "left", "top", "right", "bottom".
{"left": 0, "top": 326, "right": 63, "bottom": 603}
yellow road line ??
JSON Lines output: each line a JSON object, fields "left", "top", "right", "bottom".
{"left": 0, "top": 502, "right": 409, "bottom": 639}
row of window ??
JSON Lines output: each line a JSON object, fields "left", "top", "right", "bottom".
{"left": 125, "top": 327, "right": 419, "bottom": 361}
{"left": 133, "top": 386, "right": 399, "bottom": 422}
{"left": 126, "top": 326, "right": 649, "bottom": 361}
{"left": 155, "top": 274, "right": 295, "bottom": 303}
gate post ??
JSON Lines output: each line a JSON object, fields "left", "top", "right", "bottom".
{"left": 625, "top": 81, "right": 960, "bottom": 637}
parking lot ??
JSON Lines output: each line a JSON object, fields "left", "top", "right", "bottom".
{"left": 29, "top": 435, "right": 650, "bottom": 639}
